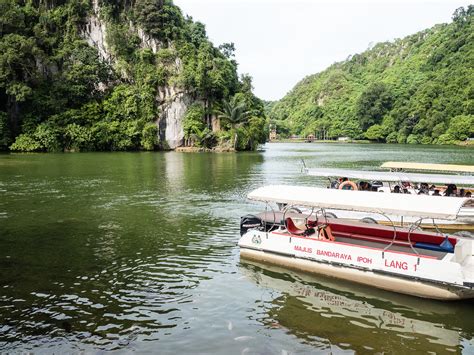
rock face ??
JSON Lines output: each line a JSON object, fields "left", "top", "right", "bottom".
{"left": 82, "top": 0, "right": 111, "bottom": 63}
{"left": 156, "top": 87, "right": 194, "bottom": 149}
{"left": 80, "top": 0, "right": 194, "bottom": 150}
{"left": 136, "top": 27, "right": 162, "bottom": 54}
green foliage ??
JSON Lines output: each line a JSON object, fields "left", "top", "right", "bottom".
{"left": 10, "top": 123, "right": 60, "bottom": 152}
{"left": 103, "top": 84, "right": 155, "bottom": 122}
{"left": 183, "top": 103, "right": 205, "bottom": 146}
{"left": 365, "top": 124, "right": 385, "bottom": 141}
{"left": 216, "top": 96, "right": 252, "bottom": 149}
{"left": 216, "top": 97, "right": 251, "bottom": 129}
{"left": 436, "top": 133, "right": 457, "bottom": 145}
{"left": 446, "top": 114, "right": 474, "bottom": 141}
{"left": 270, "top": 5, "right": 474, "bottom": 145}
{"left": 194, "top": 127, "right": 216, "bottom": 148}
{"left": 397, "top": 132, "right": 407, "bottom": 144}
{"left": 420, "top": 136, "right": 432, "bottom": 144}
{"left": 356, "top": 83, "right": 393, "bottom": 130}
{"left": 1, "top": 0, "right": 260, "bottom": 152}
{"left": 141, "top": 122, "right": 158, "bottom": 150}
{"left": 135, "top": 0, "right": 185, "bottom": 43}
{"left": 107, "top": 23, "right": 141, "bottom": 59}
{"left": 0, "top": 34, "right": 37, "bottom": 102}
{"left": 406, "top": 134, "right": 421, "bottom": 144}
{"left": 236, "top": 116, "right": 267, "bottom": 150}
{"left": 64, "top": 123, "right": 93, "bottom": 151}
{"left": 386, "top": 132, "right": 398, "bottom": 143}
{"left": 10, "top": 133, "right": 42, "bottom": 152}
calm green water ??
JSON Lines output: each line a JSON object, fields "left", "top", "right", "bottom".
{"left": 0, "top": 143, "right": 473, "bottom": 353}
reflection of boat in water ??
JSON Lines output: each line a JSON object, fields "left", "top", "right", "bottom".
{"left": 303, "top": 162, "right": 474, "bottom": 231}
{"left": 240, "top": 260, "right": 474, "bottom": 353}
{"left": 239, "top": 185, "right": 474, "bottom": 300}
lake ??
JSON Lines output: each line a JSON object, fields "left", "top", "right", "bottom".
{"left": 1, "top": 143, "right": 473, "bottom": 353}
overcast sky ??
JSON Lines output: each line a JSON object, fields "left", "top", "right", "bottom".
{"left": 174, "top": 0, "right": 472, "bottom": 101}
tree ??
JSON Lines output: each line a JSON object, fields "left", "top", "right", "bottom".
{"left": 447, "top": 115, "right": 474, "bottom": 141}
{"left": 216, "top": 97, "right": 251, "bottom": 149}
{"left": 356, "top": 83, "right": 393, "bottom": 130}
{"left": 0, "top": 33, "right": 38, "bottom": 139}
{"left": 183, "top": 103, "right": 205, "bottom": 146}
{"left": 135, "top": 0, "right": 185, "bottom": 43}
{"left": 218, "top": 42, "right": 235, "bottom": 59}
{"left": 365, "top": 124, "right": 385, "bottom": 142}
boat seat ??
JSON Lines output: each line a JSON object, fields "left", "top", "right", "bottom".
{"left": 285, "top": 218, "right": 310, "bottom": 236}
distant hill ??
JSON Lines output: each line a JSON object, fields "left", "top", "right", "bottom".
{"left": 270, "top": 6, "right": 474, "bottom": 144}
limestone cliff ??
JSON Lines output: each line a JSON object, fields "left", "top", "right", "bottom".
{"left": 156, "top": 87, "right": 193, "bottom": 149}
{"left": 80, "top": 0, "right": 192, "bottom": 149}
{"left": 1, "top": 0, "right": 251, "bottom": 152}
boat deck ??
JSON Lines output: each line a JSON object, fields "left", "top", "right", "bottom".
{"left": 256, "top": 211, "right": 450, "bottom": 260}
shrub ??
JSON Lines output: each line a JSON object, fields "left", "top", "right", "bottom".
{"left": 141, "top": 122, "right": 158, "bottom": 150}
{"left": 397, "top": 133, "right": 407, "bottom": 144}
{"left": 406, "top": 134, "right": 421, "bottom": 144}
{"left": 420, "top": 136, "right": 432, "bottom": 144}
{"left": 10, "top": 134, "right": 42, "bottom": 152}
{"left": 436, "top": 133, "right": 457, "bottom": 145}
{"left": 447, "top": 115, "right": 474, "bottom": 141}
{"left": 33, "top": 123, "right": 61, "bottom": 151}
{"left": 385, "top": 132, "right": 398, "bottom": 143}
{"left": 64, "top": 123, "right": 92, "bottom": 151}
{"left": 365, "top": 124, "right": 385, "bottom": 142}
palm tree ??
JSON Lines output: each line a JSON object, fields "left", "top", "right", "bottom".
{"left": 216, "top": 98, "right": 251, "bottom": 149}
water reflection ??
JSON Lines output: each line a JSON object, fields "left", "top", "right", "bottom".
{"left": 240, "top": 260, "right": 474, "bottom": 354}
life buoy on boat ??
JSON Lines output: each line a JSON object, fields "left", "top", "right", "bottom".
{"left": 318, "top": 225, "right": 335, "bottom": 241}
{"left": 338, "top": 180, "right": 358, "bottom": 190}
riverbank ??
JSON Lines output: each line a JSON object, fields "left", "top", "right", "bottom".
{"left": 175, "top": 146, "right": 236, "bottom": 153}
{"left": 269, "top": 139, "right": 474, "bottom": 146}
{"left": 270, "top": 139, "right": 371, "bottom": 144}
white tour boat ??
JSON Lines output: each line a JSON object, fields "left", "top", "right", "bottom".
{"left": 304, "top": 163, "right": 474, "bottom": 231}
{"left": 381, "top": 161, "right": 474, "bottom": 174}
{"left": 238, "top": 185, "right": 474, "bottom": 300}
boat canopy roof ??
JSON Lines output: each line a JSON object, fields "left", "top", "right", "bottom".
{"left": 247, "top": 185, "right": 472, "bottom": 220}
{"left": 381, "top": 162, "right": 474, "bottom": 174}
{"left": 305, "top": 167, "right": 474, "bottom": 185}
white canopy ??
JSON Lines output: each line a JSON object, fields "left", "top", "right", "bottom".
{"left": 247, "top": 185, "right": 473, "bottom": 220}
{"left": 305, "top": 167, "right": 474, "bottom": 185}
{"left": 381, "top": 162, "right": 474, "bottom": 174}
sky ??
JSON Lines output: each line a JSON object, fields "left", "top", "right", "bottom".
{"left": 173, "top": 0, "right": 472, "bottom": 101}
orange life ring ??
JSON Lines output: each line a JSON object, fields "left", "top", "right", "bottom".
{"left": 318, "top": 225, "right": 335, "bottom": 241}
{"left": 339, "top": 180, "right": 358, "bottom": 191}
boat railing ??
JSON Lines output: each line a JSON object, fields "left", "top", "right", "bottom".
{"left": 276, "top": 204, "right": 456, "bottom": 257}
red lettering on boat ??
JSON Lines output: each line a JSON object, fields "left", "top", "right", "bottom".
{"left": 294, "top": 245, "right": 312, "bottom": 253}
{"left": 384, "top": 259, "right": 408, "bottom": 270}
{"left": 357, "top": 256, "right": 372, "bottom": 264}
{"left": 316, "top": 249, "right": 352, "bottom": 261}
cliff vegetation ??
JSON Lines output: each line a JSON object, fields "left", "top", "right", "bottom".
{"left": 0, "top": 0, "right": 267, "bottom": 152}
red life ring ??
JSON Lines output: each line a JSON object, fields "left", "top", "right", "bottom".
{"left": 339, "top": 180, "right": 358, "bottom": 191}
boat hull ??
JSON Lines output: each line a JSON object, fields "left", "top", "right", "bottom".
{"left": 240, "top": 248, "right": 474, "bottom": 300}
